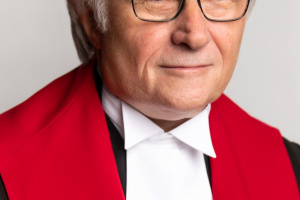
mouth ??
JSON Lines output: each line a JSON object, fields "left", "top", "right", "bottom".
{"left": 158, "top": 64, "right": 212, "bottom": 77}
{"left": 160, "top": 64, "right": 212, "bottom": 71}
{"left": 160, "top": 65, "right": 211, "bottom": 69}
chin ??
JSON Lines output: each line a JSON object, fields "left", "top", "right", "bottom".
{"left": 149, "top": 101, "right": 209, "bottom": 121}
{"left": 163, "top": 91, "right": 223, "bottom": 116}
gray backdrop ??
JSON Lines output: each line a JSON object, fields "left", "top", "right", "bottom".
{"left": 1, "top": 0, "right": 299, "bottom": 143}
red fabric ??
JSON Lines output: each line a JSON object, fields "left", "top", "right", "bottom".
{"left": 0, "top": 61, "right": 298, "bottom": 199}
{"left": 210, "top": 96, "right": 299, "bottom": 199}
{"left": 0, "top": 63, "right": 124, "bottom": 200}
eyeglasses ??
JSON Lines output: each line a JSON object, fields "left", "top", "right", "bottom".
{"left": 132, "top": 0, "right": 250, "bottom": 22}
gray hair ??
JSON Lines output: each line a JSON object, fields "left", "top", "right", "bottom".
{"left": 67, "top": 0, "right": 108, "bottom": 63}
{"left": 67, "top": 0, "right": 256, "bottom": 64}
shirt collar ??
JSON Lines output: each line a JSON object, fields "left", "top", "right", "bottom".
{"left": 102, "top": 84, "right": 216, "bottom": 158}
{"left": 122, "top": 102, "right": 164, "bottom": 150}
{"left": 169, "top": 105, "right": 216, "bottom": 158}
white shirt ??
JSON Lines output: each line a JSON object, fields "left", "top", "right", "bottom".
{"left": 102, "top": 84, "right": 216, "bottom": 200}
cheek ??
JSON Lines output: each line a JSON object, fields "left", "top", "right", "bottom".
{"left": 127, "top": 25, "right": 170, "bottom": 65}
{"left": 209, "top": 21, "right": 245, "bottom": 76}
{"left": 211, "top": 21, "right": 245, "bottom": 64}
{"left": 204, "top": 21, "right": 245, "bottom": 100}
{"left": 101, "top": 20, "right": 170, "bottom": 97}
{"left": 116, "top": 24, "right": 171, "bottom": 88}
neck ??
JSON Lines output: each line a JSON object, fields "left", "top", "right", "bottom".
{"left": 149, "top": 117, "right": 190, "bottom": 132}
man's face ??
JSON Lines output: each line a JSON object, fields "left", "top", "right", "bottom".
{"left": 98, "top": 0, "right": 246, "bottom": 121}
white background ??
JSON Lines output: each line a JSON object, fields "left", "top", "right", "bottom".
{"left": 1, "top": 0, "right": 300, "bottom": 143}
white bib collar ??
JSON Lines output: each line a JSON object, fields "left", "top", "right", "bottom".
{"left": 102, "top": 84, "right": 216, "bottom": 158}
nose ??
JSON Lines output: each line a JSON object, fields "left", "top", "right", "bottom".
{"left": 171, "top": 0, "right": 211, "bottom": 50}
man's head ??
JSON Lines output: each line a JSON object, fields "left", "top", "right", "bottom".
{"left": 67, "top": 0, "right": 255, "bottom": 122}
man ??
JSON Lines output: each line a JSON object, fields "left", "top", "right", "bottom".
{"left": 0, "top": 0, "right": 299, "bottom": 199}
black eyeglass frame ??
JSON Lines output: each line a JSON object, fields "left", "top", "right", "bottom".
{"left": 131, "top": 0, "right": 251, "bottom": 22}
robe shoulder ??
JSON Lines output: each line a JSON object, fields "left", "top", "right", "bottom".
{"left": 284, "top": 138, "right": 300, "bottom": 192}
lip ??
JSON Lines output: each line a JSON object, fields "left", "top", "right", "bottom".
{"left": 160, "top": 65, "right": 211, "bottom": 70}
{"left": 158, "top": 64, "right": 212, "bottom": 77}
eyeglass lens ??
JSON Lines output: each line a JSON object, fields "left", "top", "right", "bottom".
{"left": 132, "top": 0, "right": 249, "bottom": 22}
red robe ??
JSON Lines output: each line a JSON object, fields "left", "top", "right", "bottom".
{"left": 0, "top": 61, "right": 299, "bottom": 199}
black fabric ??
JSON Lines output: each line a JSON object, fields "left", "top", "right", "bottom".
{"left": 105, "top": 114, "right": 127, "bottom": 196}
{"left": 204, "top": 155, "right": 211, "bottom": 186}
{"left": 0, "top": 174, "right": 8, "bottom": 200}
{"left": 94, "top": 66, "right": 127, "bottom": 195}
{"left": 284, "top": 138, "right": 300, "bottom": 192}
{"left": 93, "top": 66, "right": 103, "bottom": 102}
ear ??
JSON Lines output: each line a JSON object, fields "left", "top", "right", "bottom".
{"left": 79, "top": 7, "right": 102, "bottom": 50}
